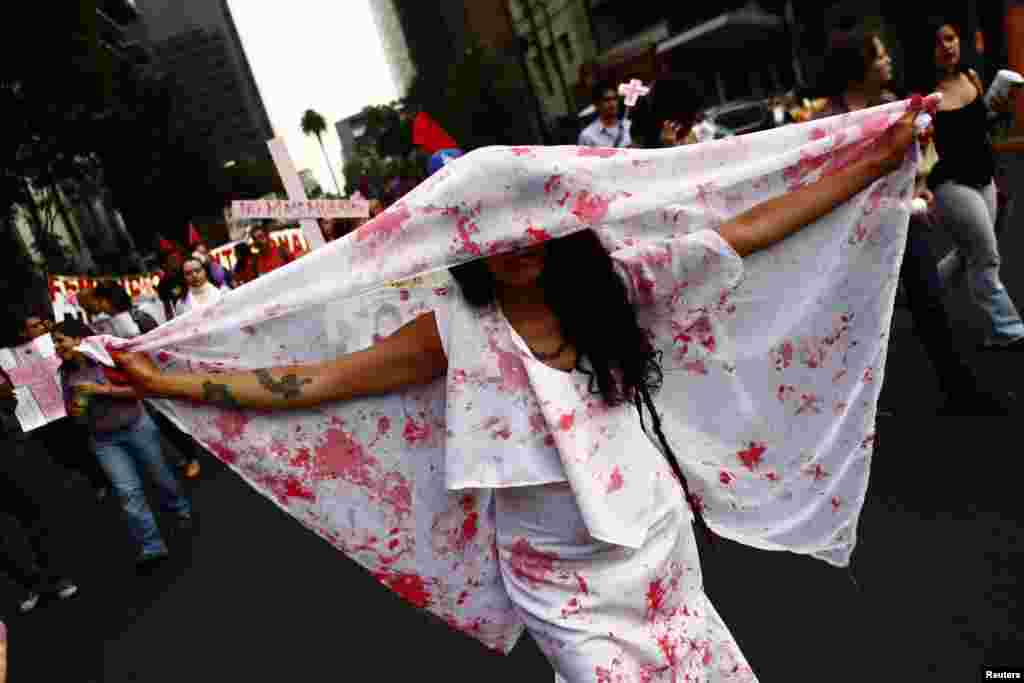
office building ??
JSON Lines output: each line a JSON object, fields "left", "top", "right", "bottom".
{"left": 135, "top": 0, "right": 275, "bottom": 168}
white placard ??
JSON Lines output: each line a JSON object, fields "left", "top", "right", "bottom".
{"left": 232, "top": 199, "right": 370, "bottom": 220}
{"left": 1, "top": 334, "right": 67, "bottom": 432}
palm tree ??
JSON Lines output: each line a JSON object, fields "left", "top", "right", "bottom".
{"left": 300, "top": 109, "right": 341, "bottom": 196}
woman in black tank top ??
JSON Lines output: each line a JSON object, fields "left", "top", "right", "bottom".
{"left": 926, "top": 20, "right": 1024, "bottom": 351}
{"left": 929, "top": 92, "right": 996, "bottom": 191}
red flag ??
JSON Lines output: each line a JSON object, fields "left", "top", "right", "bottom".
{"left": 188, "top": 223, "right": 202, "bottom": 246}
{"left": 412, "top": 112, "right": 458, "bottom": 155}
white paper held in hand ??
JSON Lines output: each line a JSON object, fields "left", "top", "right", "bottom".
{"left": 985, "top": 69, "right": 1024, "bottom": 108}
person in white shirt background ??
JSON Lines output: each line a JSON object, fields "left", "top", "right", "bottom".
{"left": 192, "top": 242, "right": 234, "bottom": 290}
{"left": 176, "top": 257, "right": 228, "bottom": 317}
{"left": 577, "top": 80, "right": 633, "bottom": 148}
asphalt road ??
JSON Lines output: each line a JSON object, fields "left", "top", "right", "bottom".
{"left": 2, "top": 214, "right": 1022, "bottom": 682}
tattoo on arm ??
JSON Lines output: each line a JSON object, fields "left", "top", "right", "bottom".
{"left": 202, "top": 381, "right": 243, "bottom": 409}
{"left": 254, "top": 369, "right": 313, "bottom": 400}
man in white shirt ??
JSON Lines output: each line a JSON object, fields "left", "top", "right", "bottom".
{"left": 577, "top": 80, "right": 632, "bottom": 148}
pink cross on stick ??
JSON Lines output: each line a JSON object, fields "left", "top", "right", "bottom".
{"left": 618, "top": 79, "right": 650, "bottom": 121}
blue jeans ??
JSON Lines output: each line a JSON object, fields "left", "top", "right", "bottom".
{"left": 91, "top": 413, "right": 191, "bottom": 559}
{"left": 935, "top": 181, "right": 1024, "bottom": 346}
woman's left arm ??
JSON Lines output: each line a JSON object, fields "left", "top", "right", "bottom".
{"left": 718, "top": 109, "right": 918, "bottom": 258}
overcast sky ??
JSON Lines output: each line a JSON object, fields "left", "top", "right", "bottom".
{"left": 226, "top": 0, "right": 398, "bottom": 194}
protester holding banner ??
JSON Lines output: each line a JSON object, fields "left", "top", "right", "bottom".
{"left": 103, "top": 99, "right": 930, "bottom": 680}
{"left": 11, "top": 312, "right": 111, "bottom": 502}
{"left": 79, "top": 284, "right": 203, "bottom": 480}
{"left": 53, "top": 319, "right": 193, "bottom": 573}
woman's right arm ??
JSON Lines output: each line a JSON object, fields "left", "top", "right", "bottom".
{"left": 117, "top": 312, "right": 447, "bottom": 411}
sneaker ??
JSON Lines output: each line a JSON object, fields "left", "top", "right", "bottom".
{"left": 17, "top": 592, "right": 40, "bottom": 614}
{"left": 53, "top": 579, "right": 79, "bottom": 600}
{"left": 184, "top": 460, "right": 201, "bottom": 479}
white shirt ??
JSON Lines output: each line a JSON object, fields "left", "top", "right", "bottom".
{"left": 176, "top": 283, "right": 226, "bottom": 316}
{"left": 431, "top": 229, "right": 744, "bottom": 548}
{"left": 577, "top": 117, "right": 632, "bottom": 148}
{"left": 109, "top": 312, "right": 142, "bottom": 338}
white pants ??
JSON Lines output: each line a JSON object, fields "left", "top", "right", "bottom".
{"left": 495, "top": 480, "right": 757, "bottom": 682}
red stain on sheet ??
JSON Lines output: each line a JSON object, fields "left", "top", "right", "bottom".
{"left": 373, "top": 571, "right": 432, "bottom": 609}
{"left": 571, "top": 191, "right": 611, "bottom": 224}
{"left": 736, "top": 442, "right": 766, "bottom": 471}
{"left": 606, "top": 466, "right": 624, "bottom": 493}
{"left": 214, "top": 411, "right": 249, "bottom": 442}
{"left": 508, "top": 538, "right": 557, "bottom": 588}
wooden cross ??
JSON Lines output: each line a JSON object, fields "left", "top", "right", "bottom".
{"left": 231, "top": 139, "right": 371, "bottom": 252}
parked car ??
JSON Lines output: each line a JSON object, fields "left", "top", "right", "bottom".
{"left": 701, "top": 98, "right": 783, "bottom": 139}
{"left": 572, "top": 94, "right": 791, "bottom": 145}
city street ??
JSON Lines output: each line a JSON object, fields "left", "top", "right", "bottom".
{"left": 7, "top": 1, "right": 1024, "bottom": 681}
{"left": 2, "top": 221, "right": 1023, "bottom": 682}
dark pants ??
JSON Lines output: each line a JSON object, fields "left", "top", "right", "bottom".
{"left": 901, "top": 219, "right": 984, "bottom": 400}
{"left": 0, "top": 439, "right": 68, "bottom": 594}
{"left": 34, "top": 419, "right": 109, "bottom": 492}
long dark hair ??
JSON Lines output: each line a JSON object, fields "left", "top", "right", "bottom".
{"left": 450, "top": 230, "right": 715, "bottom": 545}
{"left": 93, "top": 282, "right": 133, "bottom": 313}
{"left": 820, "top": 26, "right": 890, "bottom": 97}
{"left": 233, "top": 243, "right": 252, "bottom": 274}
{"left": 907, "top": 17, "right": 972, "bottom": 94}
{"left": 183, "top": 256, "right": 214, "bottom": 286}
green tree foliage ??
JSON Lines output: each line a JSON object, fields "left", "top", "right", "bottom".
{"left": 3, "top": 1, "right": 282, "bottom": 271}
{"left": 301, "top": 109, "right": 342, "bottom": 195}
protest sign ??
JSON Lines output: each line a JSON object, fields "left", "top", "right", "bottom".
{"left": 0, "top": 334, "right": 66, "bottom": 431}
